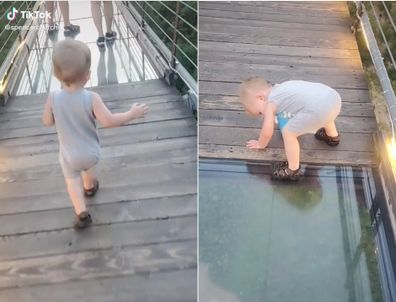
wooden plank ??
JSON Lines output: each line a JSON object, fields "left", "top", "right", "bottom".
{"left": 200, "top": 96, "right": 375, "bottom": 118}
{"left": 0, "top": 93, "right": 182, "bottom": 115}
{"left": 0, "top": 269, "right": 197, "bottom": 302}
{"left": 199, "top": 144, "right": 375, "bottom": 167}
{"left": 200, "top": 31, "right": 357, "bottom": 50}
{"left": 199, "top": 7, "right": 350, "bottom": 28}
{"left": 199, "top": 50, "right": 363, "bottom": 70}
{"left": 199, "top": 41, "right": 361, "bottom": 60}
{"left": 0, "top": 148, "right": 196, "bottom": 189}
{"left": 199, "top": 62, "right": 367, "bottom": 89}
{"left": 0, "top": 100, "right": 188, "bottom": 130}
{"left": 199, "top": 125, "right": 374, "bottom": 152}
{"left": 0, "top": 152, "right": 196, "bottom": 199}
{"left": 0, "top": 215, "right": 196, "bottom": 261}
{"left": 199, "top": 15, "right": 350, "bottom": 33}
{"left": 0, "top": 107, "right": 193, "bottom": 140}
{"left": 0, "top": 178, "right": 196, "bottom": 216}
{"left": 0, "top": 117, "right": 195, "bottom": 153}
{"left": 199, "top": 81, "right": 370, "bottom": 103}
{"left": 232, "top": 1, "right": 349, "bottom": 14}
{"left": 2, "top": 79, "right": 173, "bottom": 105}
{"left": 200, "top": 23, "right": 357, "bottom": 50}
{"left": 199, "top": 2, "right": 351, "bottom": 21}
{"left": 0, "top": 240, "right": 196, "bottom": 289}
{"left": 0, "top": 194, "right": 196, "bottom": 236}
{"left": 199, "top": 109, "right": 377, "bottom": 134}
{"left": 0, "top": 135, "right": 196, "bottom": 171}
{"left": 0, "top": 146, "right": 196, "bottom": 186}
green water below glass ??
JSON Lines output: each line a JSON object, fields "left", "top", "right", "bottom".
{"left": 199, "top": 161, "right": 384, "bottom": 302}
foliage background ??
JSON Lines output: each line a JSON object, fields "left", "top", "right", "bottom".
{"left": 130, "top": 1, "right": 197, "bottom": 93}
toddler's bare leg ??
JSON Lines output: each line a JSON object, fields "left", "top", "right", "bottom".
{"left": 324, "top": 121, "right": 338, "bottom": 137}
{"left": 91, "top": 1, "right": 104, "bottom": 37}
{"left": 282, "top": 128, "right": 300, "bottom": 170}
{"left": 65, "top": 176, "right": 87, "bottom": 215}
{"left": 81, "top": 167, "right": 97, "bottom": 190}
{"left": 103, "top": 1, "right": 114, "bottom": 32}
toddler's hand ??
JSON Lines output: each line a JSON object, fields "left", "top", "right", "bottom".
{"left": 130, "top": 103, "right": 149, "bottom": 119}
{"left": 246, "top": 140, "right": 265, "bottom": 149}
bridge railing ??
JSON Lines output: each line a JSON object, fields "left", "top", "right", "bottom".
{"left": 0, "top": 1, "right": 43, "bottom": 105}
{"left": 117, "top": 1, "right": 197, "bottom": 112}
{"left": 355, "top": 3, "right": 396, "bottom": 300}
{"left": 355, "top": 1, "right": 396, "bottom": 141}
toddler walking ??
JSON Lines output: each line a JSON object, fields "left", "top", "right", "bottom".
{"left": 239, "top": 77, "right": 341, "bottom": 181}
{"left": 42, "top": 39, "right": 148, "bottom": 228}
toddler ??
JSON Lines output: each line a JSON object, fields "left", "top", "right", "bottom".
{"left": 239, "top": 77, "right": 341, "bottom": 181}
{"left": 42, "top": 39, "right": 148, "bottom": 228}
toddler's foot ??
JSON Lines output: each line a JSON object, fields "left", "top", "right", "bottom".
{"left": 64, "top": 24, "right": 80, "bottom": 37}
{"left": 84, "top": 179, "right": 99, "bottom": 197}
{"left": 314, "top": 128, "right": 340, "bottom": 146}
{"left": 271, "top": 161, "right": 301, "bottom": 181}
{"left": 74, "top": 211, "right": 92, "bottom": 230}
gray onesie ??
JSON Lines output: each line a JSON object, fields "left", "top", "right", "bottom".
{"left": 268, "top": 80, "right": 342, "bottom": 135}
{"left": 51, "top": 88, "right": 100, "bottom": 178}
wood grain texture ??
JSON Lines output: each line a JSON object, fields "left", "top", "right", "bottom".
{"left": 200, "top": 96, "right": 375, "bottom": 118}
{"left": 200, "top": 81, "right": 370, "bottom": 102}
{"left": 0, "top": 269, "right": 197, "bottom": 302}
{"left": 199, "top": 1, "right": 377, "bottom": 167}
{"left": 0, "top": 79, "right": 197, "bottom": 298}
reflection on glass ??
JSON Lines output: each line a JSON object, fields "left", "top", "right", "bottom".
{"left": 199, "top": 161, "right": 384, "bottom": 302}
{"left": 97, "top": 44, "right": 118, "bottom": 86}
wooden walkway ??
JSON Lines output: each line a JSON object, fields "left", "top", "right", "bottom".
{"left": 199, "top": 1, "right": 377, "bottom": 166}
{"left": 0, "top": 79, "right": 197, "bottom": 301}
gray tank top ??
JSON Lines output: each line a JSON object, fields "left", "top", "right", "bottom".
{"left": 268, "top": 80, "right": 340, "bottom": 116}
{"left": 51, "top": 88, "right": 100, "bottom": 162}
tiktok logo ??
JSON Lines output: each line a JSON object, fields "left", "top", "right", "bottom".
{"left": 6, "top": 7, "right": 18, "bottom": 21}
{"left": 5, "top": 7, "right": 51, "bottom": 21}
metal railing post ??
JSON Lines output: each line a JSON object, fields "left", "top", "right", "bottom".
{"left": 171, "top": 1, "right": 180, "bottom": 69}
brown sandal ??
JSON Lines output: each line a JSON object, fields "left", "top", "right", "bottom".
{"left": 272, "top": 161, "right": 301, "bottom": 181}
{"left": 84, "top": 180, "right": 99, "bottom": 197}
{"left": 315, "top": 128, "right": 340, "bottom": 146}
{"left": 74, "top": 211, "right": 92, "bottom": 230}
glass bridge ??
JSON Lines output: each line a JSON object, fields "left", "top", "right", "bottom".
{"left": 200, "top": 160, "right": 396, "bottom": 302}
{"left": 15, "top": 1, "right": 158, "bottom": 96}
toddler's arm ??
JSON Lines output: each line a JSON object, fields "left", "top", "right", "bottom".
{"left": 246, "top": 103, "right": 275, "bottom": 149}
{"left": 92, "top": 92, "right": 149, "bottom": 128}
{"left": 42, "top": 95, "right": 55, "bottom": 127}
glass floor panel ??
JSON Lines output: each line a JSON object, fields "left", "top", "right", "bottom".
{"left": 199, "top": 160, "right": 395, "bottom": 302}
{"left": 15, "top": 1, "right": 158, "bottom": 96}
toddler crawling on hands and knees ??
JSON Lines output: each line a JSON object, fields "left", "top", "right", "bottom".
{"left": 239, "top": 77, "right": 341, "bottom": 181}
{"left": 42, "top": 39, "right": 148, "bottom": 229}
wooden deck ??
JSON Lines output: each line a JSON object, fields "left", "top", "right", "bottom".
{"left": 199, "top": 1, "right": 377, "bottom": 166}
{"left": 0, "top": 79, "right": 197, "bottom": 301}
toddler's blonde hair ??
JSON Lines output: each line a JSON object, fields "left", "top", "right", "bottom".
{"left": 52, "top": 39, "right": 91, "bottom": 86}
{"left": 239, "top": 76, "right": 271, "bottom": 104}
